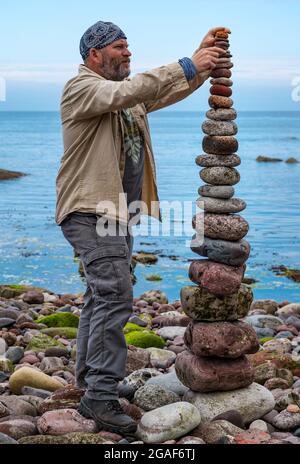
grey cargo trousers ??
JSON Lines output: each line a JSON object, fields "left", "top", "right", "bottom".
{"left": 60, "top": 212, "right": 133, "bottom": 400}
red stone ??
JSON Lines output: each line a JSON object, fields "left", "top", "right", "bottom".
{"left": 234, "top": 430, "right": 271, "bottom": 444}
{"left": 184, "top": 321, "right": 259, "bottom": 358}
{"left": 211, "top": 68, "right": 232, "bottom": 78}
{"left": 210, "top": 85, "right": 232, "bottom": 97}
{"left": 175, "top": 350, "right": 254, "bottom": 392}
{"left": 209, "top": 95, "right": 233, "bottom": 109}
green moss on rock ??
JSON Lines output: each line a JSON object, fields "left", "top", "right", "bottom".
{"left": 37, "top": 312, "right": 79, "bottom": 328}
{"left": 41, "top": 327, "right": 78, "bottom": 339}
{"left": 25, "top": 333, "right": 65, "bottom": 352}
{"left": 259, "top": 337, "right": 274, "bottom": 345}
{"left": 125, "top": 330, "right": 166, "bottom": 349}
{"left": 146, "top": 275, "right": 163, "bottom": 282}
{"left": 0, "top": 284, "right": 54, "bottom": 299}
{"left": 123, "top": 323, "right": 144, "bottom": 334}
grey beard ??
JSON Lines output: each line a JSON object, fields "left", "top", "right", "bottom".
{"left": 101, "top": 60, "right": 131, "bottom": 81}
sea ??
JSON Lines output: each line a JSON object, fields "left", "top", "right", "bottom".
{"left": 0, "top": 111, "right": 299, "bottom": 303}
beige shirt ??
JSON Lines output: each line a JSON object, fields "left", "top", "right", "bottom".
{"left": 55, "top": 62, "right": 210, "bottom": 226}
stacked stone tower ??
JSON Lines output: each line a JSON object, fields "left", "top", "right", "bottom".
{"left": 175, "top": 31, "right": 260, "bottom": 393}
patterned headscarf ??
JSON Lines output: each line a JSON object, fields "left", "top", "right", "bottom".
{"left": 79, "top": 21, "right": 127, "bottom": 61}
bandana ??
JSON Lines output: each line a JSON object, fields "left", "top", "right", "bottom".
{"left": 80, "top": 21, "right": 127, "bottom": 61}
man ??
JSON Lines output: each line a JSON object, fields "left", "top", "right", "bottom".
{"left": 56, "top": 20, "right": 229, "bottom": 436}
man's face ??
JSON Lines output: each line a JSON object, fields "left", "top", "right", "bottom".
{"left": 97, "top": 39, "right": 132, "bottom": 81}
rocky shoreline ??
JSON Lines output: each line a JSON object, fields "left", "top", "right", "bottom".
{"left": 0, "top": 285, "right": 300, "bottom": 444}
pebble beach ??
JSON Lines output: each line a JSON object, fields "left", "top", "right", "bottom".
{"left": 1, "top": 285, "right": 300, "bottom": 445}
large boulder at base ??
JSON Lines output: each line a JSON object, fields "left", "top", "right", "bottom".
{"left": 183, "top": 382, "right": 275, "bottom": 424}
{"left": 181, "top": 284, "right": 253, "bottom": 321}
{"left": 137, "top": 402, "right": 201, "bottom": 443}
{"left": 9, "top": 367, "right": 64, "bottom": 395}
{"left": 37, "top": 409, "right": 97, "bottom": 435}
{"left": 175, "top": 350, "right": 254, "bottom": 392}
{"left": 184, "top": 321, "right": 259, "bottom": 358}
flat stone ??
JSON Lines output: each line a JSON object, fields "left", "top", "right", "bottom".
{"left": 21, "top": 387, "right": 52, "bottom": 399}
{"left": 133, "top": 384, "right": 180, "bottom": 411}
{"left": 0, "top": 308, "right": 20, "bottom": 320}
{"left": 9, "top": 366, "right": 64, "bottom": 394}
{"left": 210, "top": 68, "right": 232, "bottom": 78}
{"left": 203, "top": 135, "right": 238, "bottom": 154}
{"left": 37, "top": 409, "right": 97, "bottom": 435}
{"left": 181, "top": 284, "right": 253, "bottom": 321}
{"left": 136, "top": 402, "right": 201, "bottom": 443}
{"left": 210, "top": 78, "right": 233, "bottom": 86}
{"left": 196, "top": 154, "right": 240, "bottom": 168}
{"left": 39, "top": 357, "right": 65, "bottom": 375}
{"left": 189, "top": 260, "right": 245, "bottom": 296}
{"left": 206, "top": 108, "right": 237, "bottom": 121}
{"left": 146, "top": 370, "right": 189, "bottom": 396}
{"left": 126, "top": 347, "right": 150, "bottom": 375}
{"left": 175, "top": 351, "right": 254, "bottom": 392}
{"left": 196, "top": 197, "right": 246, "bottom": 215}
{"left": 234, "top": 429, "right": 271, "bottom": 444}
{"left": 202, "top": 120, "right": 237, "bottom": 137}
{"left": 184, "top": 383, "right": 275, "bottom": 424}
{"left": 193, "top": 213, "right": 249, "bottom": 240}
{"left": 253, "top": 363, "right": 278, "bottom": 385}
{"left": 145, "top": 348, "right": 176, "bottom": 369}
{"left": 198, "top": 185, "right": 235, "bottom": 199}
{"left": 191, "top": 236, "right": 251, "bottom": 266}
{"left": 214, "top": 62, "right": 234, "bottom": 69}
{"left": 200, "top": 166, "right": 240, "bottom": 186}
{"left": 184, "top": 321, "right": 259, "bottom": 358}
{"left": 0, "top": 396, "right": 37, "bottom": 417}
{"left": 251, "top": 299, "right": 279, "bottom": 315}
{"left": 210, "top": 85, "right": 232, "bottom": 97}
{"left": 208, "top": 96, "right": 233, "bottom": 110}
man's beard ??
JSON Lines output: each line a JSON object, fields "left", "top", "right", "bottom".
{"left": 101, "top": 55, "right": 131, "bottom": 81}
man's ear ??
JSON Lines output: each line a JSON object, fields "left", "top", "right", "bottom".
{"left": 89, "top": 48, "right": 103, "bottom": 65}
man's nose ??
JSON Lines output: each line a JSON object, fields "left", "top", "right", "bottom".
{"left": 123, "top": 49, "right": 132, "bottom": 57}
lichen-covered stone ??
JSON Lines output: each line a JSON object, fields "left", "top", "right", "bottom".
{"left": 125, "top": 330, "right": 166, "bottom": 349}
{"left": 180, "top": 284, "right": 253, "bottom": 321}
{"left": 193, "top": 213, "right": 249, "bottom": 240}
{"left": 200, "top": 167, "right": 240, "bottom": 186}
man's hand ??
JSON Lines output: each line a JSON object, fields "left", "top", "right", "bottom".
{"left": 191, "top": 46, "right": 225, "bottom": 73}
{"left": 197, "top": 26, "right": 231, "bottom": 50}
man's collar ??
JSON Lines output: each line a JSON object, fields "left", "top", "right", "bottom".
{"left": 78, "top": 64, "right": 105, "bottom": 79}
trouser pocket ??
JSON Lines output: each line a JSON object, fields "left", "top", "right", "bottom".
{"left": 82, "top": 245, "right": 133, "bottom": 302}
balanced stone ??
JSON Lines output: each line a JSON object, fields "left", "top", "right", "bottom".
{"left": 183, "top": 383, "right": 275, "bottom": 424}
{"left": 184, "top": 321, "right": 259, "bottom": 358}
{"left": 202, "top": 120, "right": 237, "bottom": 136}
{"left": 210, "top": 78, "right": 233, "bottom": 86}
{"left": 200, "top": 167, "right": 240, "bottom": 185}
{"left": 215, "top": 62, "right": 234, "bottom": 69}
{"left": 196, "top": 197, "right": 246, "bottom": 214}
{"left": 175, "top": 351, "right": 254, "bottom": 392}
{"left": 196, "top": 154, "right": 241, "bottom": 168}
{"left": 193, "top": 213, "right": 249, "bottom": 240}
{"left": 210, "top": 68, "right": 232, "bottom": 78}
{"left": 188, "top": 260, "right": 245, "bottom": 296}
{"left": 203, "top": 135, "right": 238, "bottom": 155}
{"left": 206, "top": 108, "right": 237, "bottom": 121}
{"left": 210, "top": 85, "right": 232, "bottom": 97}
{"left": 180, "top": 284, "right": 253, "bottom": 321}
{"left": 198, "top": 185, "right": 235, "bottom": 199}
{"left": 191, "top": 236, "right": 250, "bottom": 266}
{"left": 209, "top": 96, "right": 233, "bottom": 109}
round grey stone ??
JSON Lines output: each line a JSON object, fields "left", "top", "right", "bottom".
{"left": 200, "top": 167, "right": 240, "bottom": 186}
{"left": 198, "top": 185, "right": 234, "bottom": 199}
{"left": 5, "top": 346, "right": 24, "bottom": 364}
{"left": 196, "top": 154, "right": 241, "bottom": 168}
{"left": 191, "top": 236, "right": 251, "bottom": 266}
{"left": 202, "top": 120, "right": 238, "bottom": 136}
{"left": 196, "top": 197, "right": 246, "bottom": 213}
{"left": 210, "top": 78, "right": 233, "bottom": 86}
{"left": 0, "top": 432, "right": 19, "bottom": 444}
{"left": 206, "top": 108, "right": 237, "bottom": 121}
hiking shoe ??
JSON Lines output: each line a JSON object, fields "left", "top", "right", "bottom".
{"left": 78, "top": 396, "right": 137, "bottom": 435}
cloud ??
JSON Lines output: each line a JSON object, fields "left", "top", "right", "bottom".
{"left": 0, "top": 57, "right": 299, "bottom": 84}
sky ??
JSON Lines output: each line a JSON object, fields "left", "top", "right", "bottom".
{"left": 1, "top": 0, "right": 300, "bottom": 111}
